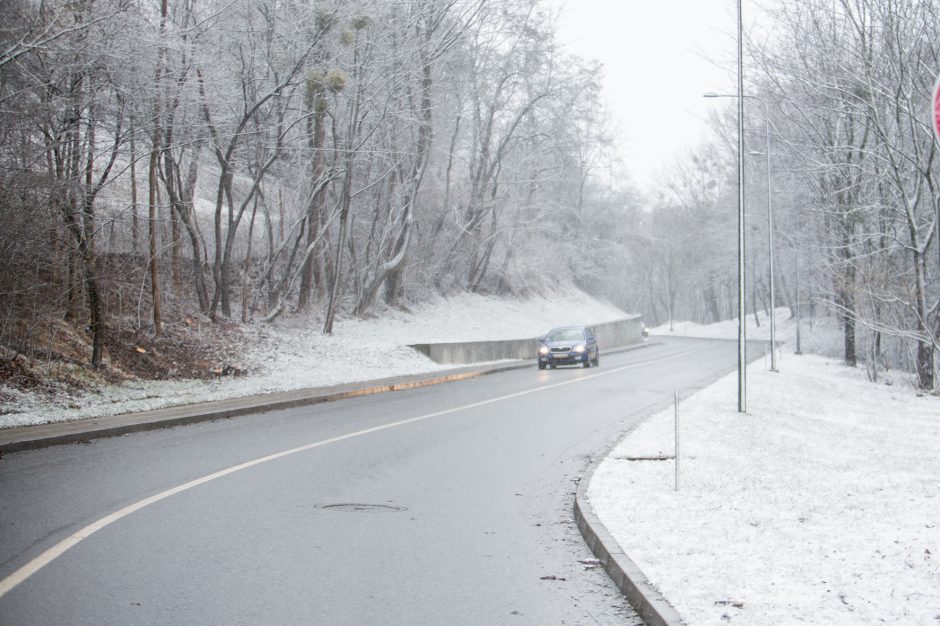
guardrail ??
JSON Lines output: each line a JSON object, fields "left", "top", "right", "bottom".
{"left": 409, "top": 315, "right": 644, "bottom": 365}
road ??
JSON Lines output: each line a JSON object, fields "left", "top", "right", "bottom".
{"left": 0, "top": 337, "right": 742, "bottom": 625}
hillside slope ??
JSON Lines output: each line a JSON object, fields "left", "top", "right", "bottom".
{"left": 0, "top": 288, "right": 627, "bottom": 429}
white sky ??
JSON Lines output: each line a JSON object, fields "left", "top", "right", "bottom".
{"left": 554, "top": 0, "right": 737, "bottom": 191}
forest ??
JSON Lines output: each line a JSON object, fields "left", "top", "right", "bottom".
{"left": 0, "top": 0, "right": 937, "bottom": 391}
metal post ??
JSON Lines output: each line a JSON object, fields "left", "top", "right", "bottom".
{"left": 795, "top": 246, "right": 803, "bottom": 355}
{"left": 736, "top": 0, "right": 747, "bottom": 412}
{"left": 765, "top": 107, "right": 777, "bottom": 372}
{"left": 674, "top": 390, "right": 679, "bottom": 492}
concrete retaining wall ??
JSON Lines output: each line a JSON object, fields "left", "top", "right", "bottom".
{"left": 590, "top": 315, "right": 646, "bottom": 353}
{"left": 410, "top": 315, "right": 644, "bottom": 365}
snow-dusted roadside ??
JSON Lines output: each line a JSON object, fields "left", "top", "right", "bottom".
{"left": 590, "top": 333, "right": 940, "bottom": 624}
{"left": 11, "top": 288, "right": 937, "bottom": 624}
{"left": 650, "top": 307, "right": 846, "bottom": 363}
{"left": 0, "top": 290, "right": 626, "bottom": 429}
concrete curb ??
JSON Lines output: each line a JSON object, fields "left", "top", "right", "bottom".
{"left": 0, "top": 362, "right": 527, "bottom": 455}
{"left": 572, "top": 340, "right": 755, "bottom": 626}
{"left": 575, "top": 442, "right": 685, "bottom": 626}
{"left": 0, "top": 341, "right": 656, "bottom": 455}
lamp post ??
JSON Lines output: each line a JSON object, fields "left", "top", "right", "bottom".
{"left": 795, "top": 245, "right": 802, "bottom": 355}
{"left": 750, "top": 144, "right": 778, "bottom": 372}
{"left": 704, "top": 91, "right": 779, "bottom": 375}
{"left": 702, "top": 87, "right": 746, "bottom": 410}
{"left": 699, "top": 0, "right": 748, "bottom": 412}
{"left": 736, "top": 0, "right": 745, "bottom": 412}
{"left": 703, "top": 92, "right": 745, "bottom": 411}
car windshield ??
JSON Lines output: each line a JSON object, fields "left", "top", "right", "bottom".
{"left": 545, "top": 328, "right": 584, "bottom": 342}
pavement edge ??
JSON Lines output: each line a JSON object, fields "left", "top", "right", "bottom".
{"left": 0, "top": 362, "right": 528, "bottom": 455}
{"left": 0, "top": 341, "right": 659, "bottom": 455}
{"left": 574, "top": 445, "right": 685, "bottom": 626}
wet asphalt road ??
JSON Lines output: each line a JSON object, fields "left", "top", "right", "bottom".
{"left": 0, "top": 337, "right": 741, "bottom": 625}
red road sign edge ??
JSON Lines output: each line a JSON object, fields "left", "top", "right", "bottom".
{"left": 933, "top": 71, "right": 940, "bottom": 144}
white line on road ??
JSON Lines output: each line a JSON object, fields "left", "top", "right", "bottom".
{"left": 0, "top": 342, "right": 719, "bottom": 599}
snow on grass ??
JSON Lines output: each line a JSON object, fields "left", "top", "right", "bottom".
{"left": 0, "top": 288, "right": 626, "bottom": 429}
{"left": 649, "top": 307, "right": 846, "bottom": 360}
{"left": 588, "top": 353, "right": 940, "bottom": 625}
{"left": 280, "top": 289, "right": 627, "bottom": 346}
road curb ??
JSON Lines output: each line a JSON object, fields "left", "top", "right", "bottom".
{"left": 0, "top": 342, "right": 655, "bottom": 455}
{"left": 572, "top": 341, "right": 750, "bottom": 626}
{"left": 0, "top": 341, "right": 657, "bottom": 455}
{"left": 574, "top": 442, "right": 685, "bottom": 626}
{"left": 0, "top": 362, "right": 527, "bottom": 455}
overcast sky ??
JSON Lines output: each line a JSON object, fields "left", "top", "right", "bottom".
{"left": 554, "top": 0, "right": 738, "bottom": 191}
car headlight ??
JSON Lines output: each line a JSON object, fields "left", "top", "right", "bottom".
{"left": 539, "top": 346, "right": 549, "bottom": 355}
{"left": 573, "top": 344, "right": 586, "bottom": 353}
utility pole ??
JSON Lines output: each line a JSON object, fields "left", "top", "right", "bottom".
{"left": 736, "top": 0, "right": 747, "bottom": 412}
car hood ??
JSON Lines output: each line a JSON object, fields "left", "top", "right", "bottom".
{"left": 541, "top": 339, "right": 582, "bottom": 349}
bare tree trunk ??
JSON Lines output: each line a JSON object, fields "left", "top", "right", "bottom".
{"left": 171, "top": 201, "right": 182, "bottom": 296}
{"left": 703, "top": 281, "right": 722, "bottom": 323}
{"left": 323, "top": 25, "right": 366, "bottom": 335}
{"left": 82, "top": 97, "right": 105, "bottom": 366}
{"left": 382, "top": 17, "right": 434, "bottom": 308}
{"left": 912, "top": 247, "right": 933, "bottom": 389}
{"left": 839, "top": 253, "right": 857, "bottom": 367}
{"left": 147, "top": 0, "right": 168, "bottom": 336}
{"left": 162, "top": 145, "right": 210, "bottom": 312}
{"left": 56, "top": 79, "right": 124, "bottom": 366}
{"left": 299, "top": 89, "right": 328, "bottom": 311}
{"left": 81, "top": 211, "right": 105, "bottom": 367}
{"left": 148, "top": 144, "right": 163, "bottom": 336}
{"left": 323, "top": 162, "right": 353, "bottom": 335}
{"left": 64, "top": 101, "right": 84, "bottom": 322}
{"left": 130, "top": 115, "right": 139, "bottom": 257}
{"left": 242, "top": 196, "right": 259, "bottom": 322}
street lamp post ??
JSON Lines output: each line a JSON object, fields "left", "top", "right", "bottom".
{"left": 795, "top": 245, "right": 802, "bottom": 355}
{"left": 704, "top": 91, "right": 779, "bottom": 374}
{"left": 699, "top": 0, "right": 748, "bottom": 413}
{"left": 703, "top": 93, "right": 745, "bottom": 411}
{"left": 751, "top": 142, "right": 777, "bottom": 372}
{"left": 766, "top": 134, "right": 777, "bottom": 371}
{"left": 736, "top": 0, "right": 745, "bottom": 413}
{"left": 760, "top": 110, "right": 777, "bottom": 372}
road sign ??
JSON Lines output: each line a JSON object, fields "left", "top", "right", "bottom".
{"left": 933, "top": 71, "right": 940, "bottom": 144}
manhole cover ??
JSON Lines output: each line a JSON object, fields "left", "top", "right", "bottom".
{"left": 315, "top": 503, "right": 408, "bottom": 513}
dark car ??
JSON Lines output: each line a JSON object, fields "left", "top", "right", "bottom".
{"left": 537, "top": 326, "right": 599, "bottom": 370}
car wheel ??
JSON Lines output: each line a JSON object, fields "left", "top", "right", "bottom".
{"left": 583, "top": 359, "right": 591, "bottom": 368}
{"left": 593, "top": 351, "right": 600, "bottom": 367}
{"left": 538, "top": 362, "right": 546, "bottom": 370}
{"left": 549, "top": 363, "right": 556, "bottom": 369}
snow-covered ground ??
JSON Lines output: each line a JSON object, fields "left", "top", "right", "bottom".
{"left": 592, "top": 315, "right": 940, "bottom": 625}
{"left": 650, "top": 307, "right": 845, "bottom": 362}
{"left": 0, "top": 289, "right": 626, "bottom": 429}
